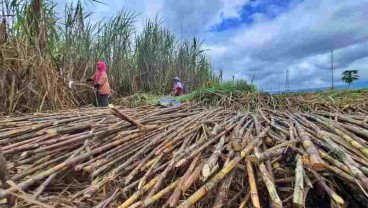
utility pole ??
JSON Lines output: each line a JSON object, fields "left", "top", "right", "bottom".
{"left": 180, "top": 22, "right": 183, "bottom": 74}
{"left": 285, "top": 69, "right": 289, "bottom": 92}
{"left": 331, "top": 50, "right": 334, "bottom": 89}
{"left": 180, "top": 22, "right": 183, "bottom": 42}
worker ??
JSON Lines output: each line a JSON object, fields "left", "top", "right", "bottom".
{"left": 172, "top": 77, "right": 184, "bottom": 96}
{"left": 87, "top": 61, "right": 111, "bottom": 107}
{"left": 207, "top": 81, "right": 213, "bottom": 89}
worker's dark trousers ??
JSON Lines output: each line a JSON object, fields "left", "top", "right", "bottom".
{"left": 96, "top": 93, "right": 109, "bottom": 107}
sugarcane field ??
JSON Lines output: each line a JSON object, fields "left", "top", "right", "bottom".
{"left": 1, "top": 0, "right": 368, "bottom": 208}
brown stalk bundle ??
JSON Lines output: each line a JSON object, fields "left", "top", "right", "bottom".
{"left": 0, "top": 104, "right": 368, "bottom": 208}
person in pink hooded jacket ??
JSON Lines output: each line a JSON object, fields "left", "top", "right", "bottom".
{"left": 87, "top": 61, "right": 111, "bottom": 107}
{"left": 172, "top": 77, "right": 184, "bottom": 96}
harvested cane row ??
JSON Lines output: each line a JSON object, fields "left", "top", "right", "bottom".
{"left": 114, "top": 89, "right": 368, "bottom": 113}
{"left": 175, "top": 88, "right": 368, "bottom": 113}
{"left": 1, "top": 104, "right": 368, "bottom": 207}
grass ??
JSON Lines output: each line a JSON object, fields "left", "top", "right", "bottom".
{"left": 216, "top": 80, "right": 256, "bottom": 92}
{"left": 113, "top": 79, "right": 256, "bottom": 107}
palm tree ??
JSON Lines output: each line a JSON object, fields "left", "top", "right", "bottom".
{"left": 341, "top": 70, "right": 359, "bottom": 88}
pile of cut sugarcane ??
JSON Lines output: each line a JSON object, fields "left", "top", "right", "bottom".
{"left": 1, "top": 104, "right": 368, "bottom": 207}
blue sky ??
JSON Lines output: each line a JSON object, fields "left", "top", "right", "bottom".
{"left": 211, "top": 0, "right": 302, "bottom": 32}
{"left": 56, "top": 0, "right": 368, "bottom": 91}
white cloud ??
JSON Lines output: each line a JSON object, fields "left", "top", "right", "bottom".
{"left": 56, "top": 0, "right": 162, "bottom": 33}
{"left": 220, "top": 0, "right": 249, "bottom": 19}
{"left": 205, "top": 44, "right": 228, "bottom": 58}
{"left": 203, "top": 0, "right": 368, "bottom": 90}
{"left": 160, "top": 0, "right": 223, "bottom": 37}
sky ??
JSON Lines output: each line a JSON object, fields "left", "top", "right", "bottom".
{"left": 57, "top": 0, "right": 368, "bottom": 91}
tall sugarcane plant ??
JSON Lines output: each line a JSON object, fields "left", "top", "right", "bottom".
{"left": 0, "top": 0, "right": 220, "bottom": 113}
